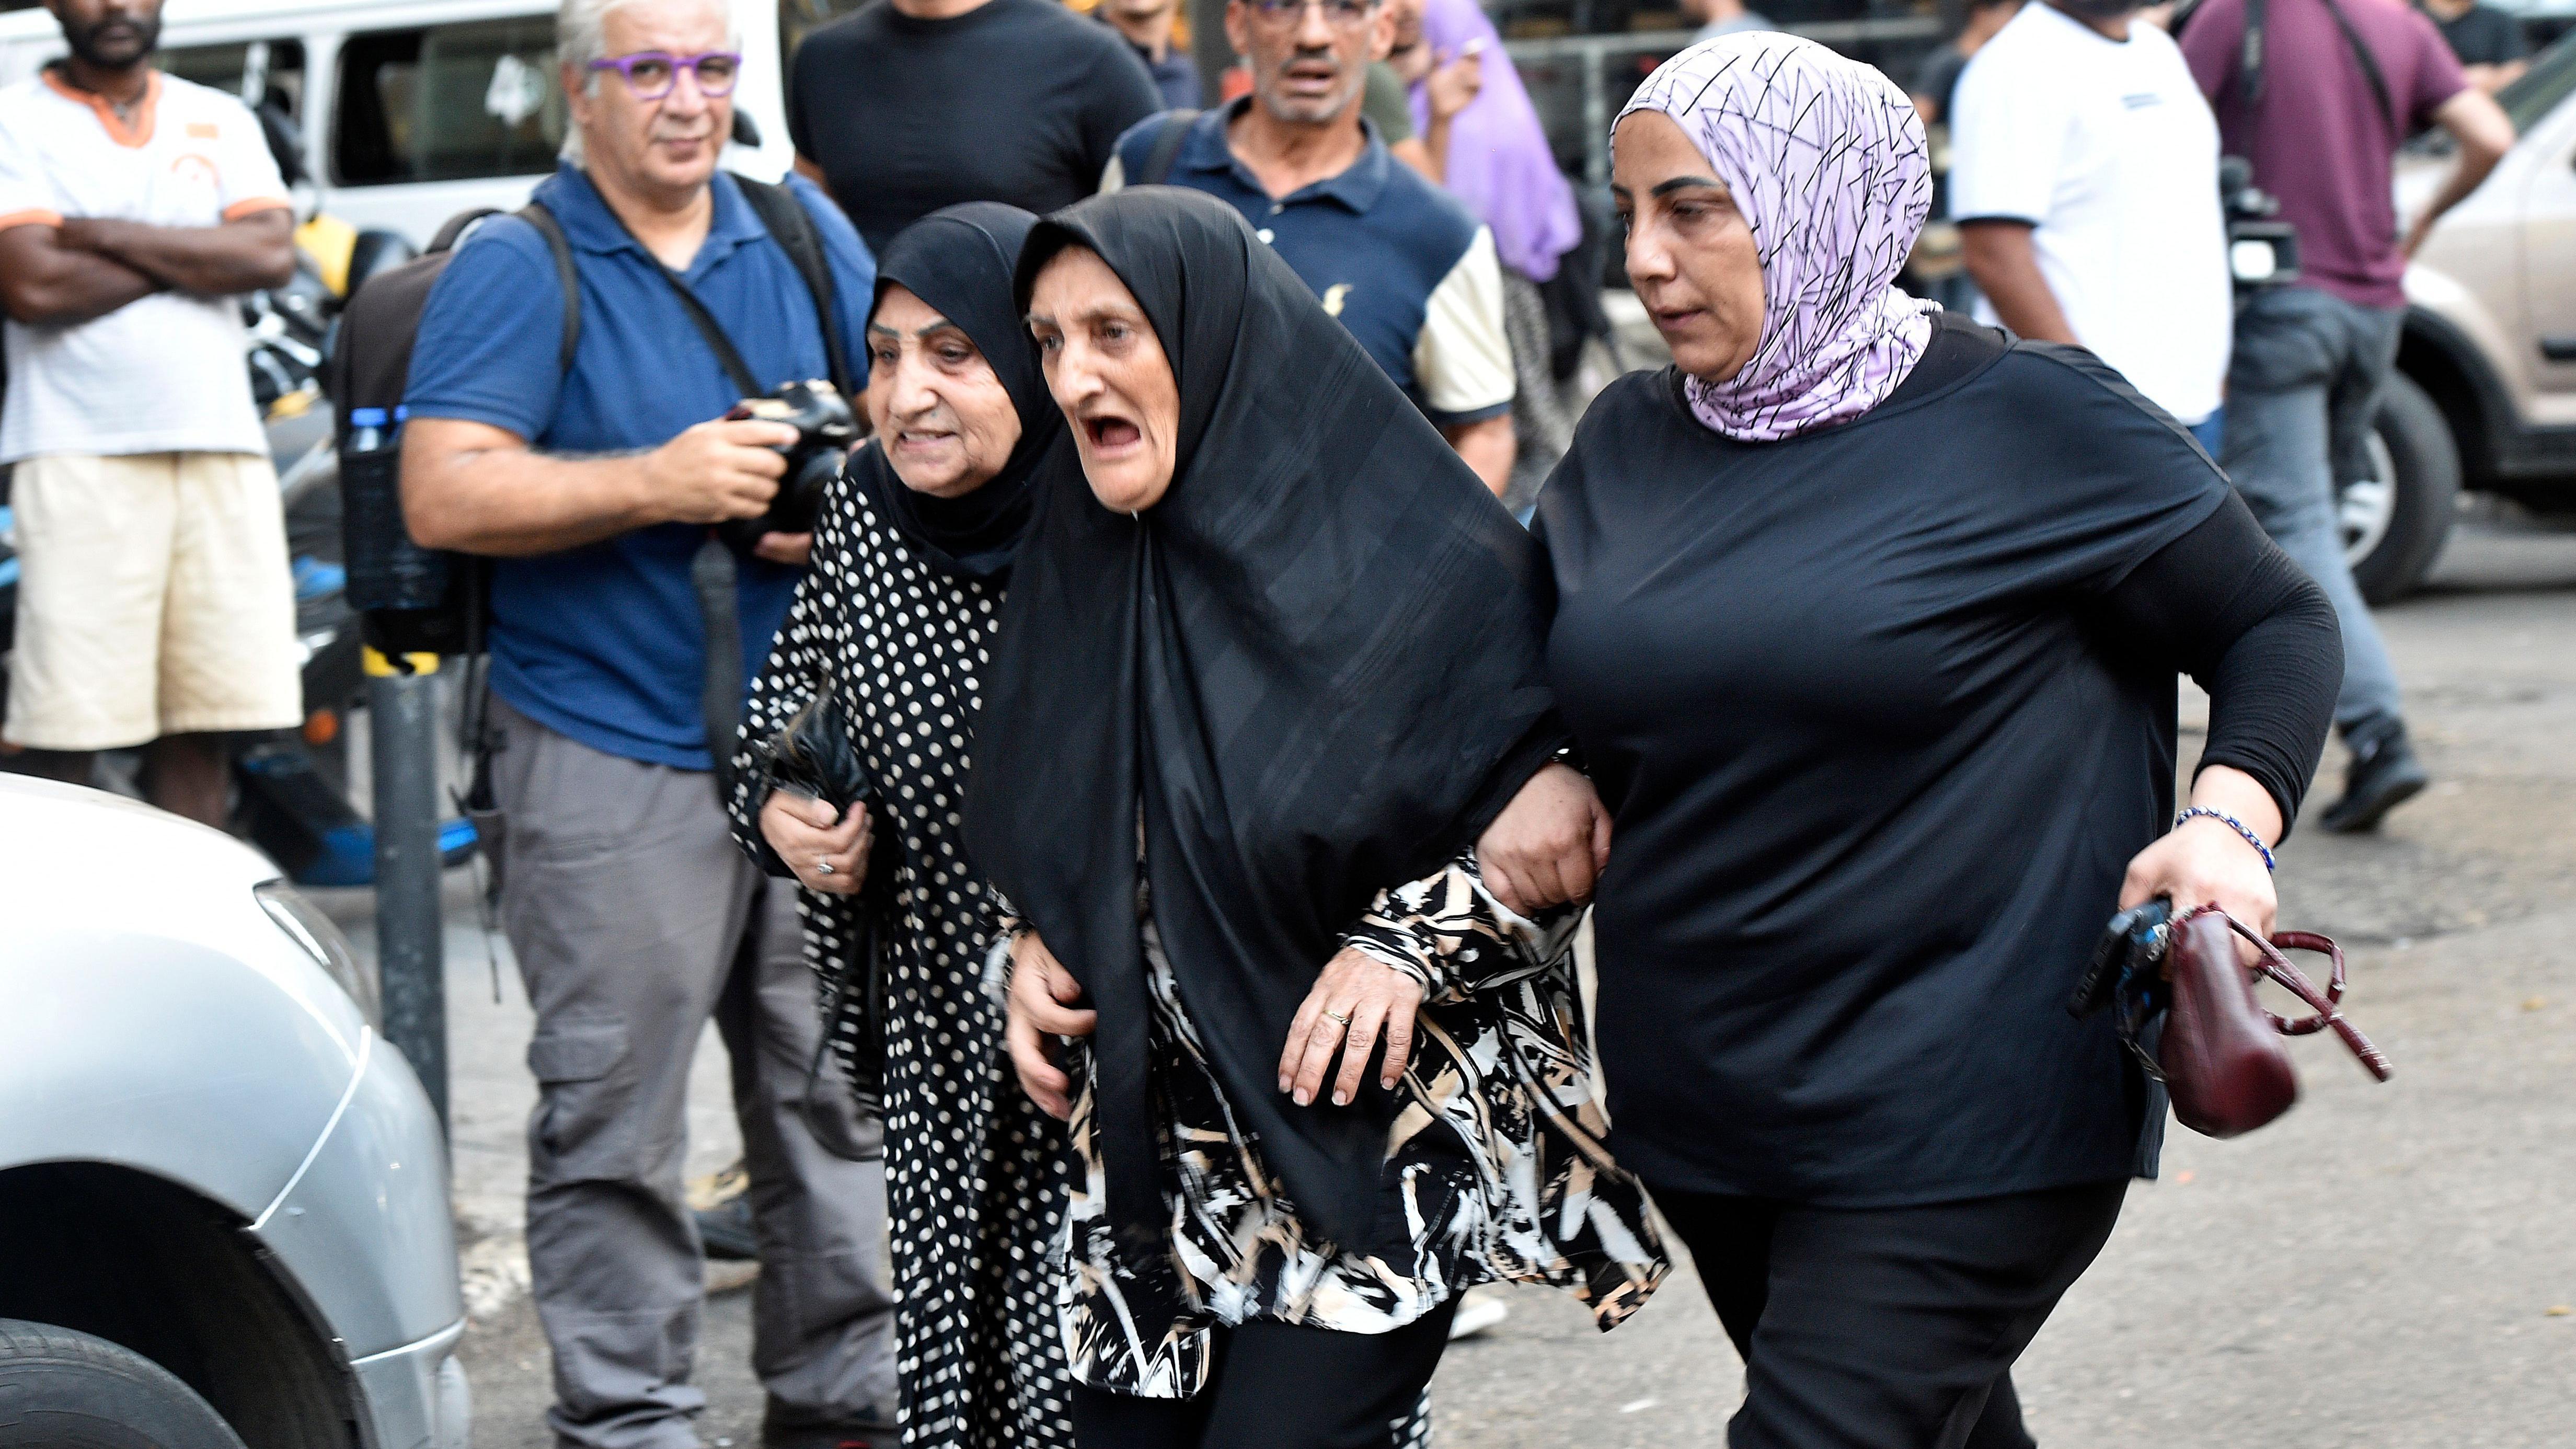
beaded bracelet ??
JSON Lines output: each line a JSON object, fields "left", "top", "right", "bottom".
{"left": 2176, "top": 807, "right": 2277, "bottom": 873}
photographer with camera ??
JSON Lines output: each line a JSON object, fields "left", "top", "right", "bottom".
{"left": 397, "top": 0, "right": 894, "bottom": 1445}
{"left": 2180, "top": 0, "right": 2513, "bottom": 832}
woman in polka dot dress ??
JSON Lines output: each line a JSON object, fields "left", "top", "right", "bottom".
{"left": 729, "top": 203, "right": 1078, "bottom": 1449}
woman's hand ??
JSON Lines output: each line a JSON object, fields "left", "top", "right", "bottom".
{"left": 1279, "top": 947, "right": 1427, "bottom": 1108}
{"left": 2119, "top": 765, "right": 2282, "bottom": 944}
{"left": 1476, "top": 762, "right": 1612, "bottom": 916}
{"left": 761, "top": 789, "right": 869, "bottom": 895}
{"left": 1005, "top": 930, "right": 1096, "bottom": 1120}
{"left": 1425, "top": 44, "right": 1486, "bottom": 125}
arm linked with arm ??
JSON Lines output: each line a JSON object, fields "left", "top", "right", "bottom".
{"left": 0, "top": 220, "right": 160, "bottom": 326}
{"left": 1341, "top": 849, "right": 1580, "bottom": 1007}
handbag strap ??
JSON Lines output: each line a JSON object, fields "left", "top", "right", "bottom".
{"left": 2189, "top": 906, "right": 2396, "bottom": 1081}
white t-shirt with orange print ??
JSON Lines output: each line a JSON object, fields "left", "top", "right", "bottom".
{"left": 0, "top": 69, "right": 290, "bottom": 463}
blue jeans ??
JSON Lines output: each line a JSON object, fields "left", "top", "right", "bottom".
{"left": 2189, "top": 410, "right": 2224, "bottom": 457}
{"left": 2220, "top": 286, "right": 2407, "bottom": 743}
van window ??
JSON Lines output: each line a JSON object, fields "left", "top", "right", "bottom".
{"left": 332, "top": 17, "right": 564, "bottom": 186}
{"left": 159, "top": 38, "right": 307, "bottom": 117}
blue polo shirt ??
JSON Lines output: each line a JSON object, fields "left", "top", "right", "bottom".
{"left": 1109, "top": 101, "right": 1513, "bottom": 428}
{"left": 404, "top": 164, "right": 873, "bottom": 769}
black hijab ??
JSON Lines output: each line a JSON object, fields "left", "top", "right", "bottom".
{"left": 858, "top": 202, "right": 1060, "bottom": 582}
{"left": 964, "top": 189, "right": 1565, "bottom": 1252}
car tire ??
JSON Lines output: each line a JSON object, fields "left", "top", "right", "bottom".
{"left": 0, "top": 1318, "right": 249, "bottom": 1449}
{"left": 2349, "top": 371, "right": 2461, "bottom": 604}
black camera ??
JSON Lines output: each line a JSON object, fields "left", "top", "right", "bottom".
{"left": 717, "top": 378, "right": 857, "bottom": 554}
{"left": 2220, "top": 156, "right": 2301, "bottom": 300}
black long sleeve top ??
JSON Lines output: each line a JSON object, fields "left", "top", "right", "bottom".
{"left": 1536, "top": 312, "right": 2341, "bottom": 1205}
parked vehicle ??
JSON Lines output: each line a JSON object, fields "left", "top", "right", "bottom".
{"left": 0, "top": 775, "right": 467, "bottom": 1449}
{"left": 0, "top": 0, "right": 859, "bottom": 248}
{"left": 2364, "top": 31, "right": 2576, "bottom": 600}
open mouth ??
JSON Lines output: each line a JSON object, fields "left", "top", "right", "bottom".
{"left": 1282, "top": 60, "right": 1341, "bottom": 94}
{"left": 1084, "top": 415, "right": 1142, "bottom": 451}
{"left": 895, "top": 427, "right": 956, "bottom": 449}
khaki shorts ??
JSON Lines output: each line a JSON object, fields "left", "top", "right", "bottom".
{"left": 4, "top": 451, "right": 302, "bottom": 751}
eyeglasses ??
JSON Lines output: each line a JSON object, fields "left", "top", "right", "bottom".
{"left": 1245, "top": 0, "right": 1381, "bottom": 27}
{"left": 587, "top": 50, "right": 742, "bottom": 101}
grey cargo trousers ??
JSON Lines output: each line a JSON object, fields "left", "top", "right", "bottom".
{"left": 492, "top": 697, "right": 897, "bottom": 1449}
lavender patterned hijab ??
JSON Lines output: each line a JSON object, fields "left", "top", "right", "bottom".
{"left": 1617, "top": 34, "right": 1938, "bottom": 442}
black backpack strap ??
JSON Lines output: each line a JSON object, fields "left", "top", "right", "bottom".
{"left": 517, "top": 200, "right": 583, "bottom": 377}
{"left": 427, "top": 205, "right": 503, "bottom": 254}
{"left": 2320, "top": 0, "right": 2400, "bottom": 141}
{"left": 732, "top": 174, "right": 854, "bottom": 396}
{"left": 1138, "top": 109, "right": 1201, "bottom": 188}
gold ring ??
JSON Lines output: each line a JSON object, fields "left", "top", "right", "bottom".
{"left": 1322, "top": 1008, "right": 1352, "bottom": 1026}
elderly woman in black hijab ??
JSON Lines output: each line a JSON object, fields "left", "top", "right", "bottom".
{"left": 963, "top": 189, "right": 1666, "bottom": 1449}
{"left": 728, "top": 202, "right": 1077, "bottom": 1449}
{"left": 1539, "top": 36, "right": 2343, "bottom": 1448}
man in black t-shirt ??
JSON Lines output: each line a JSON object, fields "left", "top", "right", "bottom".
{"left": 2421, "top": 0, "right": 2530, "bottom": 92}
{"left": 788, "top": 0, "right": 1161, "bottom": 255}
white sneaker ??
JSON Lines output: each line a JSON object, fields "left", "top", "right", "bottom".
{"left": 1446, "top": 1291, "right": 1510, "bottom": 1341}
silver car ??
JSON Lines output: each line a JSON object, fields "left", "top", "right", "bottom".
{"left": 0, "top": 776, "right": 467, "bottom": 1449}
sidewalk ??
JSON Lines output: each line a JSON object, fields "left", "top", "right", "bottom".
{"left": 312, "top": 870, "right": 749, "bottom": 1324}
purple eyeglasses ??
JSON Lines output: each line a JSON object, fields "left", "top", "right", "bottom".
{"left": 586, "top": 50, "right": 742, "bottom": 101}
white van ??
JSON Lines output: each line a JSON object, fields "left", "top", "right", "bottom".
{"left": 0, "top": 0, "right": 863, "bottom": 245}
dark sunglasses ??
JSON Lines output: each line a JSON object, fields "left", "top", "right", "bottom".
{"left": 587, "top": 50, "right": 742, "bottom": 101}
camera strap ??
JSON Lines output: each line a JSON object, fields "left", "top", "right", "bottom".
{"left": 2320, "top": 0, "right": 2400, "bottom": 143}
{"left": 2234, "top": 0, "right": 2399, "bottom": 143}
{"left": 656, "top": 264, "right": 769, "bottom": 399}
{"left": 610, "top": 185, "right": 847, "bottom": 804}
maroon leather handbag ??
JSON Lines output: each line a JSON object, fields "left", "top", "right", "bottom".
{"left": 2159, "top": 905, "right": 2395, "bottom": 1138}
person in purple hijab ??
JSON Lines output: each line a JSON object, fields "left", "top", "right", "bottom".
{"left": 1396, "top": 0, "right": 1580, "bottom": 282}
{"left": 1389, "top": 0, "right": 1589, "bottom": 513}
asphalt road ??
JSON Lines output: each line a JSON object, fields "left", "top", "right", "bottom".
{"left": 441, "top": 509, "right": 2576, "bottom": 1449}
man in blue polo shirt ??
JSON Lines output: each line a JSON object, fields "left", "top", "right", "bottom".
{"left": 399, "top": 1, "right": 894, "bottom": 1445}
{"left": 1105, "top": 0, "right": 1517, "bottom": 494}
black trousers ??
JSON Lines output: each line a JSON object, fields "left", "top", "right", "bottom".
{"left": 1655, "top": 1179, "right": 2128, "bottom": 1449}
{"left": 1068, "top": 1298, "right": 1458, "bottom": 1449}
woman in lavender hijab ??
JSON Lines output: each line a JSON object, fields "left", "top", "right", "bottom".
{"left": 1393, "top": 0, "right": 1588, "bottom": 512}
{"left": 1538, "top": 33, "right": 2341, "bottom": 1448}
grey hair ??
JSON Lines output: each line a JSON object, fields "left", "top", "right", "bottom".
{"left": 557, "top": 0, "right": 740, "bottom": 162}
